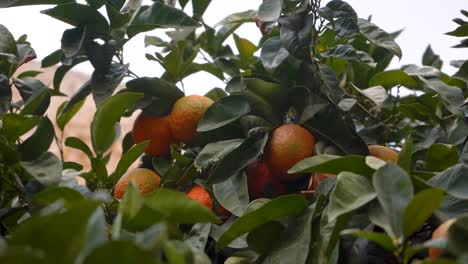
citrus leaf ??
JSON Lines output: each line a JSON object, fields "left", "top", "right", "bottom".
{"left": 217, "top": 195, "right": 308, "bottom": 250}
{"left": 194, "top": 139, "right": 243, "bottom": 170}
{"left": 397, "top": 135, "right": 413, "bottom": 172}
{"left": 341, "top": 229, "right": 394, "bottom": 252}
{"left": 358, "top": 18, "right": 402, "bottom": 59}
{"left": 2, "top": 113, "right": 40, "bottom": 142}
{"left": 429, "top": 164, "right": 468, "bottom": 200}
{"left": 213, "top": 172, "right": 249, "bottom": 217}
{"left": 197, "top": 95, "right": 251, "bottom": 132}
{"left": 91, "top": 92, "right": 143, "bottom": 154}
{"left": 289, "top": 155, "right": 374, "bottom": 177}
{"left": 426, "top": 144, "right": 459, "bottom": 172}
{"left": 18, "top": 117, "right": 55, "bottom": 161}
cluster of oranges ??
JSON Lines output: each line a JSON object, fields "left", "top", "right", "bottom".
{"left": 113, "top": 94, "right": 401, "bottom": 217}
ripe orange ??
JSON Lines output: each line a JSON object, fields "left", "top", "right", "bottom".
{"left": 245, "top": 159, "right": 285, "bottom": 199}
{"left": 265, "top": 124, "right": 316, "bottom": 181}
{"left": 132, "top": 112, "right": 174, "bottom": 157}
{"left": 368, "top": 145, "right": 398, "bottom": 163}
{"left": 169, "top": 95, "right": 214, "bottom": 143}
{"left": 429, "top": 218, "right": 456, "bottom": 259}
{"left": 186, "top": 185, "right": 213, "bottom": 209}
{"left": 114, "top": 168, "right": 161, "bottom": 199}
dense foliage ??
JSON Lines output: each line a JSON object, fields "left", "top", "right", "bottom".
{"left": 0, "top": 0, "right": 468, "bottom": 263}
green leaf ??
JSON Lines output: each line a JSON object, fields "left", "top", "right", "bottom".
{"left": 91, "top": 92, "right": 143, "bottom": 154}
{"left": 41, "top": 3, "right": 109, "bottom": 36}
{"left": 34, "top": 186, "right": 83, "bottom": 205}
{"left": 0, "top": 25, "right": 18, "bottom": 57}
{"left": 264, "top": 208, "right": 313, "bottom": 264}
{"left": 207, "top": 129, "right": 268, "bottom": 184}
{"left": 194, "top": 139, "right": 243, "bottom": 170}
{"left": 192, "top": 0, "right": 211, "bottom": 20}
{"left": 289, "top": 155, "right": 374, "bottom": 177}
{"left": 446, "top": 24, "right": 468, "bottom": 37}
{"left": 109, "top": 141, "right": 150, "bottom": 185}
{"left": 404, "top": 64, "right": 441, "bottom": 78}
{"left": 341, "top": 229, "right": 394, "bottom": 252}
{"left": 258, "top": 0, "right": 283, "bottom": 22}
{"left": 318, "top": 63, "right": 345, "bottom": 104}
{"left": 204, "top": 87, "right": 227, "bottom": 101}
{"left": 322, "top": 44, "right": 376, "bottom": 67}
{"left": 83, "top": 241, "right": 158, "bottom": 264}
{"left": 327, "top": 172, "right": 376, "bottom": 221}
{"left": 398, "top": 135, "right": 413, "bottom": 172}
{"left": 422, "top": 78, "right": 464, "bottom": 115}
{"left": 261, "top": 36, "right": 289, "bottom": 72}
{"left": 125, "top": 77, "right": 184, "bottom": 116}
{"left": 448, "top": 215, "right": 468, "bottom": 255}
{"left": 91, "top": 64, "right": 129, "bottom": 106}
{"left": 247, "top": 221, "right": 285, "bottom": 254}
{"left": 426, "top": 144, "right": 459, "bottom": 172}
{"left": 197, "top": 95, "right": 251, "bottom": 132}
{"left": 65, "top": 137, "right": 94, "bottom": 159}
{"left": 429, "top": 164, "right": 468, "bottom": 200}
{"left": 18, "top": 117, "right": 55, "bottom": 161}
{"left": 128, "top": 2, "right": 200, "bottom": 37}
{"left": 2, "top": 113, "right": 40, "bottom": 142}
{"left": 61, "top": 27, "right": 85, "bottom": 58}
{"left": 239, "top": 115, "right": 272, "bottom": 135}
{"left": 56, "top": 99, "right": 85, "bottom": 131}
{"left": 217, "top": 195, "right": 308, "bottom": 250}
{"left": 0, "top": 0, "right": 73, "bottom": 8}
{"left": 20, "top": 152, "right": 62, "bottom": 186}
{"left": 144, "top": 189, "right": 219, "bottom": 224}
{"left": 213, "top": 172, "right": 249, "bottom": 217}
{"left": 373, "top": 163, "right": 414, "bottom": 238}
{"left": 319, "top": 0, "right": 359, "bottom": 38}
{"left": 9, "top": 202, "right": 100, "bottom": 263}
{"left": 422, "top": 45, "right": 443, "bottom": 69}
{"left": 215, "top": 10, "right": 257, "bottom": 27}
{"left": 368, "top": 201, "right": 394, "bottom": 238}
{"left": 403, "top": 188, "right": 445, "bottom": 239}
{"left": 41, "top": 49, "right": 63, "bottom": 68}
{"left": 368, "top": 70, "right": 418, "bottom": 89}
{"left": 234, "top": 34, "right": 256, "bottom": 63}
{"left": 21, "top": 87, "right": 51, "bottom": 116}
{"left": 17, "top": 70, "right": 42, "bottom": 78}
{"left": 358, "top": 18, "right": 402, "bottom": 59}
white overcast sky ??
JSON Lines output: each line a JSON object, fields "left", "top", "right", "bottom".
{"left": 0, "top": 0, "right": 467, "bottom": 95}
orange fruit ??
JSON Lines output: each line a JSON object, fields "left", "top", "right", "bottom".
{"left": 429, "top": 218, "right": 456, "bottom": 259}
{"left": 245, "top": 159, "right": 285, "bottom": 199}
{"left": 368, "top": 145, "right": 398, "bottom": 163}
{"left": 186, "top": 185, "right": 213, "bottom": 209}
{"left": 114, "top": 168, "right": 161, "bottom": 199}
{"left": 132, "top": 112, "right": 174, "bottom": 157}
{"left": 169, "top": 95, "right": 214, "bottom": 143}
{"left": 307, "top": 173, "right": 336, "bottom": 191}
{"left": 265, "top": 124, "right": 316, "bottom": 181}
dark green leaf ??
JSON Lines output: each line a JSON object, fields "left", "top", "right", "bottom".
{"left": 426, "top": 144, "right": 459, "bottom": 172}
{"left": 327, "top": 172, "right": 376, "bottom": 221}
{"left": 403, "top": 188, "right": 445, "bottom": 239}
{"left": 215, "top": 10, "right": 257, "bottom": 27}
{"left": 289, "top": 155, "right": 374, "bottom": 177}
{"left": 358, "top": 18, "right": 402, "bottom": 59}
{"left": 20, "top": 152, "right": 62, "bottom": 186}
{"left": 446, "top": 24, "right": 468, "bottom": 37}
{"left": 0, "top": 25, "right": 18, "bottom": 57}
{"left": 261, "top": 36, "right": 289, "bottom": 72}
{"left": 13, "top": 77, "right": 46, "bottom": 101}
{"left": 447, "top": 216, "right": 468, "bottom": 256}
{"left": 397, "top": 135, "right": 413, "bottom": 172}
{"left": 207, "top": 129, "right": 268, "bottom": 184}
{"left": 0, "top": 0, "right": 73, "bottom": 8}
{"left": 341, "top": 229, "right": 394, "bottom": 252}
{"left": 21, "top": 87, "right": 51, "bottom": 116}
{"left": 18, "top": 117, "right": 55, "bottom": 161}
{"left": 109, "top": 141, "right": 150, "bottom": 185}
{"left": 128, "top": 2, "right": 199, "bottom": 37}
{"left": 53, "top": 56, "right": 88, "bottom": 91}
{"left": 65, "top": 137, "right": 94, "bottom": 159}
{"left": 422, "top": 78, "right": 464, "bottom": 115}
{"left": 213, "top": 172, "right": 249, "bottom": 217}
{"left": 194, "top": 139, "right": 243, "bottom": 170}
{"left": 91, "top": 92, "right": 143, "bottom": 154}
{"left": 192, "top": 0, "right": 211, "bottom": 20}
{"left": 368, "top": 69, "right": 418, "bottom": 89}
{"left": 2, "top": 113, "right": 40, "bottom": 142}
{"left": 56, "top": 99, "right": 85, "bottom": 131}
{"left": 319, "top": 0, "right": 359, "bottom": 38}
{"left": 429, "top": 164, "right": 468, "bottom": 200}
{"left": 373, "top": 163, "right": 414, "bottom": 238}
{"left": 204, "top": 87, "right": 227, "bottom": 101}
{"left": 197, "top": 95, "right": 251, "bottom": 132}
{"left": 34, "top": 187, "right": 83, "bottom": 205}
{"left": 91, "top": 64, "right": 129, "bottom": 106}
{"left": 423, "top": 45, "right": 443, "bottom": 69}
{"left": 318, "top": 63, "right": 345, "bottom": 104}
{"left": 144, "top": 189, "right": 219, "bottom": 224}
{"left": 41, "top": 3, "right": 109, "bottom": 36}
{"left": 217, "top": 195, "right": 308, "bottom": 250}
{"left": 17, "top": 70, "right": 42, "bottom": 78}
{"left": 258, "top": 0, "right": 282, "bottom": 22}
{"left": 404, "top": 64, "right": 441, "bottom": 78}
{"left": 322, "top": 44, "right": 376, "bottom": 67}
{"left": 83, "top": 241, "right": 158, "bottom": 264}
{"left": 61, "top": 27, "right": 85, "bottom": 58}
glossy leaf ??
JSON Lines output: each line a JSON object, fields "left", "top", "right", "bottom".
{"left": 213, "top": 172, "right": 249, "bottom": 217}
{"left": 429, "top": 164, "right": 468, "bottom": 200}
{"left": 91, "top": 92, "right": 143, "bottom": 154}
{"left": 83, "top": 241, "right": 158, "bottom": 264}
{"left": 194, "top": 139, "right": 243, "bottom": 170}
{"left": 217, "top": 195, "right": 308, "bottom": 250}
{"left": 289, "top": 155, "right": 374, "bottom": 177}
{"left": 18, "top": 117, "right": 55, "bottom": 161}
{"left": 20, "top": 152, "right": 62, "bottom": 186}
{"left": 327, "top": 172, "right": 376, "bottom": 221}
{"left": 258, "top": 0, "right": 283, "bottom": 22}
{"left": 426, "top": 144, "right": 459, "bottom": 172}
{"left": 261, "top": 37, "right": 289, "bottom": 72}
{"left": 341, "top": 229, "right": 394, "bottom": 252}
{"left": 397, "top": 135, "right": 413, "bottom": 172}
{"left": 197, "top": 95, "right": 251, "bottom": 132}
{"left": 368, "top": 70, "right": 418, "bottom": 89}
{"left": 358, "top": 18, "right": 402, "bottom": 59}
{"left": 2, "top": 113, "right": 40, "bottom": 142}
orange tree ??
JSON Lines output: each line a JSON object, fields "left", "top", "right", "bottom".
{"left": 0, "top": 0, "right": 468, "bottom": 263}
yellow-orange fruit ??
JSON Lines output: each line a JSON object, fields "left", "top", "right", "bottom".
{"left": 169, "top": 95, "right": 214, "bottom": 143}
{"left": 186, "top": 185, "right": 213, "bottom": 209}
{"left": 113, "top": 168, "right": 161, "bottom": 199}
{"left": 265, "top": 124, "right": 316, "bottom": 181}
{"left": 132, "top": 113, "right": 174, "bottom": 157}
{"left": 429, "top": 218, "right": 456, "bottom": 260}
{"left": 368, "top": 145, "right": 398, "bottom": 163}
